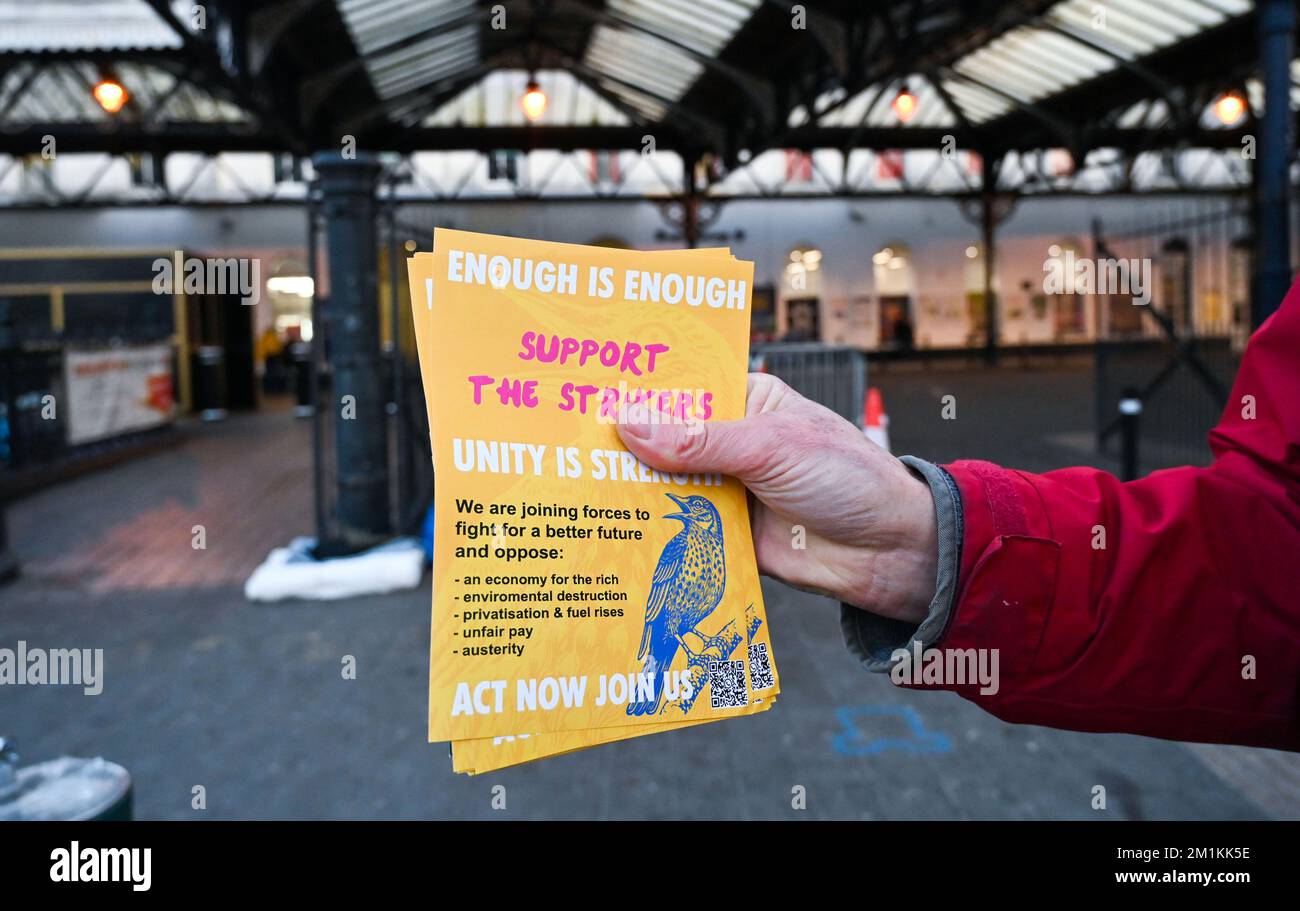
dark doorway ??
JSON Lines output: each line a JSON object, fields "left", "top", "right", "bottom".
{"left": 784, "top": 297, "right": 820, "bottom": 341}
{"left": 879, "top": 295, "right": 914, "bottom": 348}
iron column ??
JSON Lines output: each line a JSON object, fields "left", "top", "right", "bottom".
{"left": 312, "top": 151, "right": 390, "bottom": 551}
{"left": 1254, "top": 0, "right": 1295, "bottom": 326}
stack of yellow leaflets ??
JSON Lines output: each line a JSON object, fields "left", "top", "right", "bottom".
{"left": 407, "top": 229, "right": 780, "bottom": 774}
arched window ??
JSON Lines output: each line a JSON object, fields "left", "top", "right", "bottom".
{"left": 1159, "top": 236, "right": 1192, "bottom": 336}
{"left": 1228, "top": 236, "right": 1251, "bottom": 351}
{"left": 872, "top": 244, "right": 916, "bottom": 349}
{"left": 784, "top": 244, "right": 823, "bottom": 295}
{"left": 1046, "top": 240, "right": 1088, "bottom": 341}
{"left": 781, "top": 244, "right": 822, "bottom": 341}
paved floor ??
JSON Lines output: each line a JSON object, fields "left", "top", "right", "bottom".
{"left": 3, "top": 367, "right": 1296, "bottom": 820}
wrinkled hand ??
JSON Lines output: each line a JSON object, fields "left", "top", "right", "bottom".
{"left": 616, "top": 373, "right": 938, "bottom": 625}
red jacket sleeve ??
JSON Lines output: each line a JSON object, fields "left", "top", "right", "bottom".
{"left": 933, "top": 280, "right": 1300, "bottom": 750}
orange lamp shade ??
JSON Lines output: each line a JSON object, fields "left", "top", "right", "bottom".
{"left": 93, "top": 79, "right": 129, "bottom": 114}
{"left": 891, "top": 87, "right": 917, "bottom": 123}
{"left": 1213, "top": 92, "right": 1246, "bottom": 126}
{"left": 521, "top": 82, "right": 547, "bottom": 122}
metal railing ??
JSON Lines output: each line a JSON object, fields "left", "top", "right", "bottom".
{"left": 751, "top": 343, "right": 868, "bottom": 427}
{"left": 1093, "top": 200, "right": 1247, "bottom": 473}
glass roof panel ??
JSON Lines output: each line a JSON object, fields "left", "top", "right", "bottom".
{"left": 335, "top": 0, "right": 479, "bottom": 108}
{"left": 581, "top": 0, "right": 760, "bottom": 114}
{"left": 0, "top": 0, "right": 182, "bottom": 51}
{"left": 944, "top": 0, "right": 1247, "bottom": 123}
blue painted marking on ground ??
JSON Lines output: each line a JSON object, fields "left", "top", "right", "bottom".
{"left": 832, "top": 704, "right": 953, "bottom": 757}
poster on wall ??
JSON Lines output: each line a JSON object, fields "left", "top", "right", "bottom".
{"left": 64, "top": 344, "right": 175, "bottom": 446}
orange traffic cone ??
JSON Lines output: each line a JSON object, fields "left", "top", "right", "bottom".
{"left": 863, "top": 386, "right": 890, "bottom": 453}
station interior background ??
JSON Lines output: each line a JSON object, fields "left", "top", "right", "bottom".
{"left": 2, "top": 0, "right": 1299, "bottom": 819}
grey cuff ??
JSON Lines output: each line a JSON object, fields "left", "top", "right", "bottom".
{"left": 840, "top": 455, "right": 964, "bottom": 673}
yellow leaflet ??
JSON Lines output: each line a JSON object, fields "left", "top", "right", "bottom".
{"left": 445, "top": 246, "right": 780, "bottom": 773}
{"left": 409, "top": 230, "right": 772, "bottom": 746}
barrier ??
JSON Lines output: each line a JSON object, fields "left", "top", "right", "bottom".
{"left": 750, "top": 343, "right": 867, "bottom": 427}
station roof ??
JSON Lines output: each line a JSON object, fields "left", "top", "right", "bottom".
{"left": 0, "top": 0, "right": 1286, "bottom": 162}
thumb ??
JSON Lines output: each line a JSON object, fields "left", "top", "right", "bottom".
{"left": 615, "top": 408, "right": 774, "bottom": 480}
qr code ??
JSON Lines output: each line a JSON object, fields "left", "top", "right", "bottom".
{"left": 708, "top": 659, "right": 749, "bottom": 709}
{"left": 748, "top": 642, "right": 775, "bottom": 691}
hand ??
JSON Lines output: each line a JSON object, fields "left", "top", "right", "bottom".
{"left": 616, "top": 373, "right": 938, "bottom": 625}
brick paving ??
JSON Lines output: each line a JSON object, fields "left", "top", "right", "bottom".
{"left": 9, "top": 404, "right": 312, "bottom": 593}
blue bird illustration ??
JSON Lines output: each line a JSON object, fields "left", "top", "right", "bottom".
{"left": 627, "top": 493, "right": 727, "bottom": 716}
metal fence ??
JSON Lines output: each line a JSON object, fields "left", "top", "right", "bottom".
{"left": 751, "top": 342, "right": 868, "bottom": 426}
{"left": 1093, "top": 199, "right": 1248, "bottom": 473}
